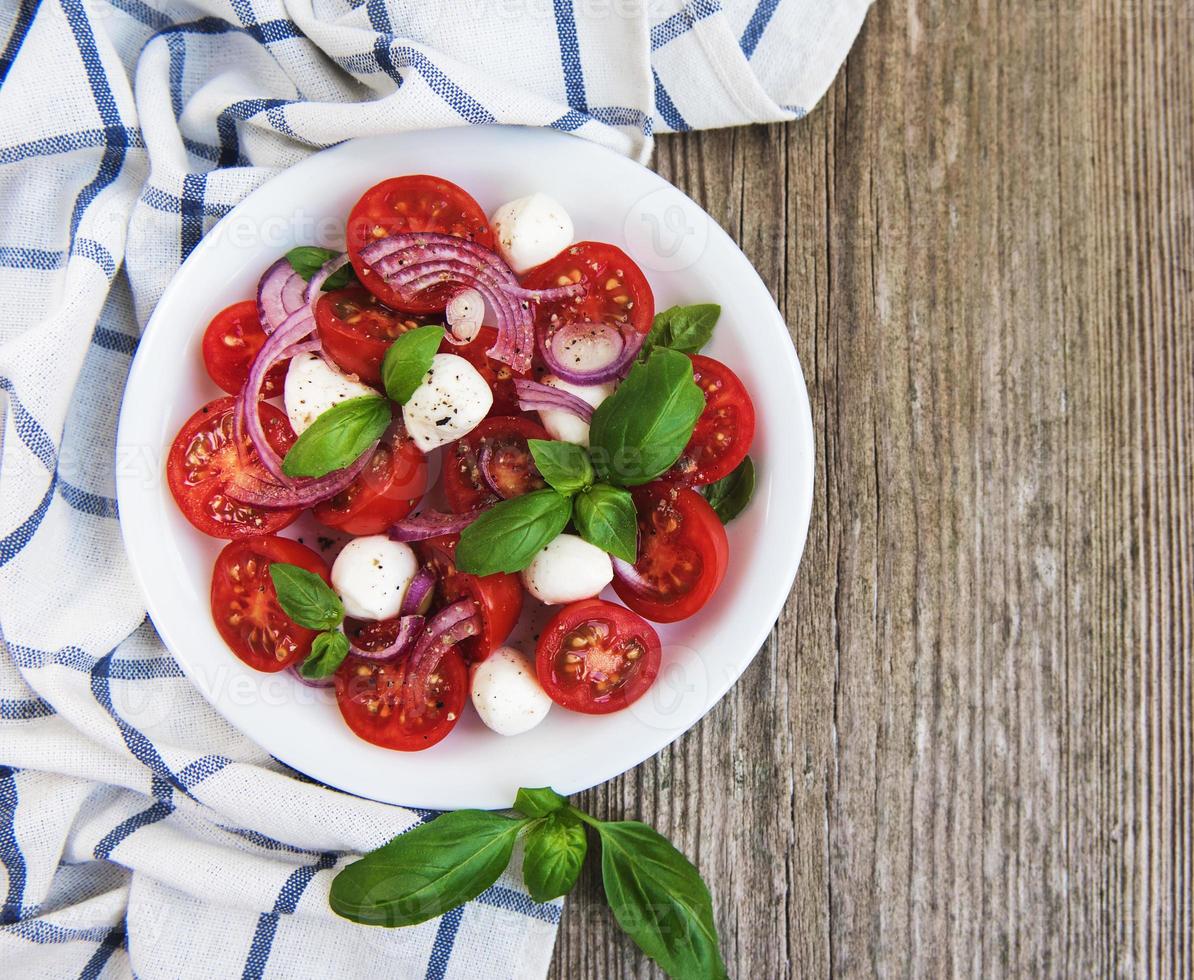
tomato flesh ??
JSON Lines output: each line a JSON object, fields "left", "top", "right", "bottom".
{"left": 442, "top": 415, "right": 548, "bottom": 513}
{"left": 535, "top": 599, "right": 661, "bottom": 714}
{"left": 667, "top": 354, "right": 756, "bottom": 486}
{"left": 612, "top": 484, "right": 728, "bottom": 623}
{"left": 202, "top": 300, "right": 287, "bottom": 397}
{"left": 313, "top": 432, "right": 428, "bottom": 535}
{"left": 445, "top": 325, "right": 528, "bottom": 415}
{"left": 316, "top": 285, "right": 430, "bottom": 385}
{"left": 346, "top": 175, "right": 494, "bottom": 314}
{"left": 210, "top": 536, "right": 330, "bottom": 672}
{"left": 521, "top": 241, "right": 654, "bottom": 337}
{"left": 167, "top": 397, "right": 300, "bottom": 539}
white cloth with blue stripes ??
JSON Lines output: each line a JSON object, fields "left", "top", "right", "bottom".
{"left": 0, "top": 0, "right": 868, "bottom": 976}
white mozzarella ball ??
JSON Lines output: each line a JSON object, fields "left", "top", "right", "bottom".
{"left": 331, "top": 535, "right": 418, "bottom": 621}
{"left": 401, "top": 353, "right": 493, "bottom": 453}
{"left": 470, "top": 646, "right": 552, "bottom": 736}
{"left": 490, "top": 192, "right": 574, "bottom": 274}
{"left": 284, "top": 352, "right": 378, "bottom": 436}
{"left": 521, "top": 533, "right": 614, "bottom": 605}
{"left": 536, "top": 375, "right": 615, "bottom": 447}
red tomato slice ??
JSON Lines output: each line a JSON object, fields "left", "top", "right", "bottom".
{"left": 666, "top": 354, "right": 756, "bottom": 485}
{"left": 414, "top": 534, "right": 524, "bottom": 663}
{"left": 167, "top": 397, "right": 300, "bottom": 539}
{"left": 313, "top": 432, "right": 428, "bottom": 535}
{"left": 346, "top": 175, "right": 494, "bottom": 314}
{"left": 210, "top": 536, "right": 330, "bottom": 672}
{"left": 315, "top": 285, "right": 431, "bottom": 385}
{"left": 612, "top": 484, "right": 728, "bottom": 623}
{"left": 334, "top": 649, "right": 468, "bottom": 751}
{"left": 521, "top": 241, "right": 654, "bottom": 336}
{"left": 444, "top": 325, "right": 528, "bottom": 415}
{"left": 535, "top": 598, "right": 661, "bottom": 714}
{"left": 202, "top": 300, "right": 287, "bottom": 397}
{"left": 442, "top": 415, "right": 548, "bottom": 513}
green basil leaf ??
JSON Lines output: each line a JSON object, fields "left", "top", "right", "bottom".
{"left": 640, "top": 303, "right": 720, "bottom": 359}
{"left": 527, "top": 439, "right": 594, "bottom": 496}
{"left": 285, "top": 245, "right": 356, "bottom": 291}
{"left": 381, "top": 325, "right": 446, "bottom": 404}
{"left": 281, "top": 395, "right": 391, "bottom": 478}
{"left": 573, "top": 484, "right": 637, "bottom": 562}
{"left": 299, "top": 630, "right": 349, "bottom": 678}
{"left": 269, "top": 562, "right": 344, "bottom": 631}
{"left": 701, "top": 456, "right": 755, "bottom": 524}
{"left": 329, "top": 811, "right": 528, "bottom": 927}
{"left": 596, "top": 821, "right": 727, "bottom": 980}
{"left": 455, "top": 489, "right": 573, "bottom": 575}
{"left": 589, "top": 349, "right": 705, "bottom": 486}
{"left": 514, "top": 786, "right": 569, "bottom": 819}
{"left": 522, "top": 810, "right": 587, "bottom": 903}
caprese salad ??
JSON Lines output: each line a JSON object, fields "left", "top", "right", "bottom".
{"left": 167, "top": 175, "right": 757, "bottom": 752}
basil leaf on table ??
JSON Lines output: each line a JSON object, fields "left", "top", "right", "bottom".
{"left": 593, "top": 820, "right": 727, "bottom": 980}
{"left": 701, "top": 456, "right": 755, "bottom": 524}
{"left": 522, "top": 810, "right": 588, "bottom": 903}
{"left": 382, "top": 325, "right": 446, "bottom": 404}
{"left": 573, "top": 484, "right": 637, "bottom": 563}
{"left": 527, "top": 439, "right": 594, "bottom": 496}
{"left": 455, "top": 489, "right": 573, "bottom": 575}
{"left": 330, "top": 811, "right": 528, "bottom": 927}
{"left": 269, "top": 563, "right": 344, "bottom": 631}
{"left": 282, "top": 395, "right": 392, "bottom": 479}
{"left": 299, "top": 630, "right": 349, "bottom": 679}
{"left": 589, "top": 348, "right": 705, "bottom": 486}
{"left": 286, "top": 245, "right": 356, "bottom": 291}
{"left": 513, "top": 786, "right": 569, "bottom": 819}
{"left": 640, "top": 303, "right": 720, "bottom": 360}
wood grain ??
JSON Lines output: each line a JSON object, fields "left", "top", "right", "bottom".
{"left": 550, "top": 0, "right": 1192, "bottom": 976}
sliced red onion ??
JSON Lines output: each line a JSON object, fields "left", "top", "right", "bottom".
{"left": 537, "top": 319, "right": 644, "bottom": 385}
{"left": 389, "top": 507, "right": 486, "bottom": 543}
{"left": 445, "top": 288, "right": 484, "bottom": 345}
{"left": 401, "top": 568, "right": 436, "bottom": 616}
{"left": 513, "top": 378, "right": 594, "bottom": 422}
{"left": 257, "top": 257, "right": 306, "bottom": 334}
{"left": 287, "top": 665, "right": 335, "bottom": 688}
{"left": 400, "top": 600, "right": 480, "bottom": 718}
{"left": 304, "top": 252, "right": 350, "bottom": 310}
{"left": 225, "top": 441, "right": 377, "bottom": 509}
{"left": 348, "top": 614, "right": 425, "bottom": 662}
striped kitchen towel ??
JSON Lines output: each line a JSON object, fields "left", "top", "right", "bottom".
{"left": 0, "top": 0, "right": 869, "bottom": 976}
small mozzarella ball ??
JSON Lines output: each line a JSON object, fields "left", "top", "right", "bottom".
{"left": 331, "top": 535, "right": 418, "bottom": 621}
{"left": 536, "top": 375, "right": 615, "bottom": 448}
{"left": 490, "top": 192, "right": 574, "bottom": 274}
{"left": 471, "top": 646, "right": 552, "bottom": 736}
{"left": 402, "top": 353, "right": 493, "bottom": 453}
{"left": 284, "top": 352, "right": 377, "bottom": 435}
{"left": 521, "top": 533, "right": 614, "bottom": 605}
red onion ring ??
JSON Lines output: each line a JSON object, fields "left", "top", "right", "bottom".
{"left": 224, "top": 440, "right": 378, "bottom": 508}
{"left": 304, "top": 252, "right": 350, "bottom": 310}
{"left": 400, "top": 600, "right": 480, "bottom": 718}
{"left": 537, "top": 319, "right": 644, "bottom": 385}
{"left": 257, "top": 257, "right": 306, "bottom": 334}
{"left": 401, "top": 567, "right": 436, "bottom": 616}
{"left": 348, "top": 614, "right": 425, "bottom": 662}
{"left": 389, "top": 507, "right": 487, "bottom": 542}
{"left": 513, "top": 378, "right": 595, "bottom": 422}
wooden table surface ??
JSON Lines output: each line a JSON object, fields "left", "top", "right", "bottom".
{"left": 550, "top": 1, "right": 1192, "bottom": 976}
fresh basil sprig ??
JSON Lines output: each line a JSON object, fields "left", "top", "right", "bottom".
{"left": 286, "top": 245, "right": 357, "bottom": 291}
{"left": 455, "top": 489, "right": 573, "bottom": 575}
{"left": 640, "top": 303, "right": 720, "bottom": 360}
{"left": 382, "top": 325, "right": 445, "bottom": 404}
{"left": 268, "top": 562, "right": 348, "bottom": 678}
{"left": 282, "top": 395, "right": 392, "bottom": 479}
{"left": 527, "top": 439, "right": 594, "bottom": 495}
{"left": 573, "top": 484, "right": 637, "bottom": 562}
{"left": 701, "top": 456, "right": 755, "bottom": 524}
{"left": 329, "top": 787, "right": 726, "bottom": 979}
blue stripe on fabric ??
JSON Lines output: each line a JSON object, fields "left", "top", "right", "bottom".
{"left": 7, "top": 634, "right": 183, "bottom": 680}
{"left": 167, "top": 34, "right": 185, "bottom": 119}
{"left": 92, "top": 798, "right": 174, "bottom": 860}
{"left": 0, "top": 0, "right": 38, "bottom": 88}
{"left": 241, "top": 852, "right": 337, "bottom": 980}
{"left": 650, "top": 0, "right": 721, "bottom": 49}
{"left": 0, "top": 697, "right": 54, "bottom": 720}
{"left": 2, "top": 920, "right": 116, "bottom": 944}
{"left": 176, "top": 754, "right": 232, "bottom": 788}
{"left": 551, "top": 0, "right": 587, "bottom": 112}
{"left": 221, "top": 826, "right": 326, "bottom": 857}
{"left": 58, "top": 481, "right": 119, "bottom": 519}
{"left": 0, "top": 247, "right": 63, "bottom": 271}
{"left": 652, "top": 69, "right": 689, "bottom": 132}
{"left": 140, "top": 186, "right": 233, "bottom": 219}
{"left": 0, "top": 376, "right": 55, "bottom": 469}
{"left": 180, "top": 172, "right": 206, "bottom": 259}
{"left": 345, "top": 44, "right": 494, "bottom": 125}
{"left": 475, "top": 884, "right": 561, "bottom": 924}
{"left": 549, "top": 109, "right": 587, "bottom": 132}
{"left": 739, "top": 0, "right": 780, "bottom": 58}
{"left": 243, "top": 18, "right": 303, "bottom": 44}
{"left": 588, "top": 105, "right": 652, "bottom": 137}
{"left": 77, "top": 923, "right": 125, "bottom": 979}
{"left": 0, "top": 767, "right": 27, "bottom": 924}
{"left": 424, "top": 905, "right": 464, "bottom": 980}
{"left": 0, "top": 472, "right": 56, "bottom": 568}
{"left": 92, "top": 325, "right": 138, "bottom": 355}
{"left": 105, "top": 0, "right": 170, "bottom": 29}
{"left": 0, "top": 127, "right": 146, "bottom": 167}
{"left": 71, "top": 237, "right": 117, "bottom": 278}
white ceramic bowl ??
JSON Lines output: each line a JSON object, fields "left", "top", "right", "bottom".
{"left": 116, "top": 127, "right": 814, "bottom": 809}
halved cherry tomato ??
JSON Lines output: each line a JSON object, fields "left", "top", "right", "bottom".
{"left": 444, "top": 325, "right": 528, "bottom": 415}
{"left": 313, "top": 432, "right": 428, "bottom": 535}
{"left": 414, "top": 535, "right": 524, "bottom": 663}
{"left": 612, "top": 484, "right": 728, "bottom": 623}
{"left": 210, "top": 535, "right": 330, "bottom": 672}
{"left": 343, "top": 613, "right": 428, "bottom": 655}
{"left": 334, "top": 649, "right": 468, "bottom": 751}
{"left": 201, "top": 300, "right": 287, "bottom": 397}
{"left": 521, "top": 241, "right": 654, "bottom": 336}
{"left": 315, "top": 285, "right": 429, "bottom": 385}
{"left": 442, "top": 415, "right": 548, "bottom": 513}
{"left": 666, "top": 354, "right": 755, "bottom": 485}
{"left": 346, "top": 175, "right": 494, "bottom": 314}
{"left": 167, "top": 397, "right": 300, "bottom": 539}
{"left": 535, "top": 598, "right": 661, "bottom": 714}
